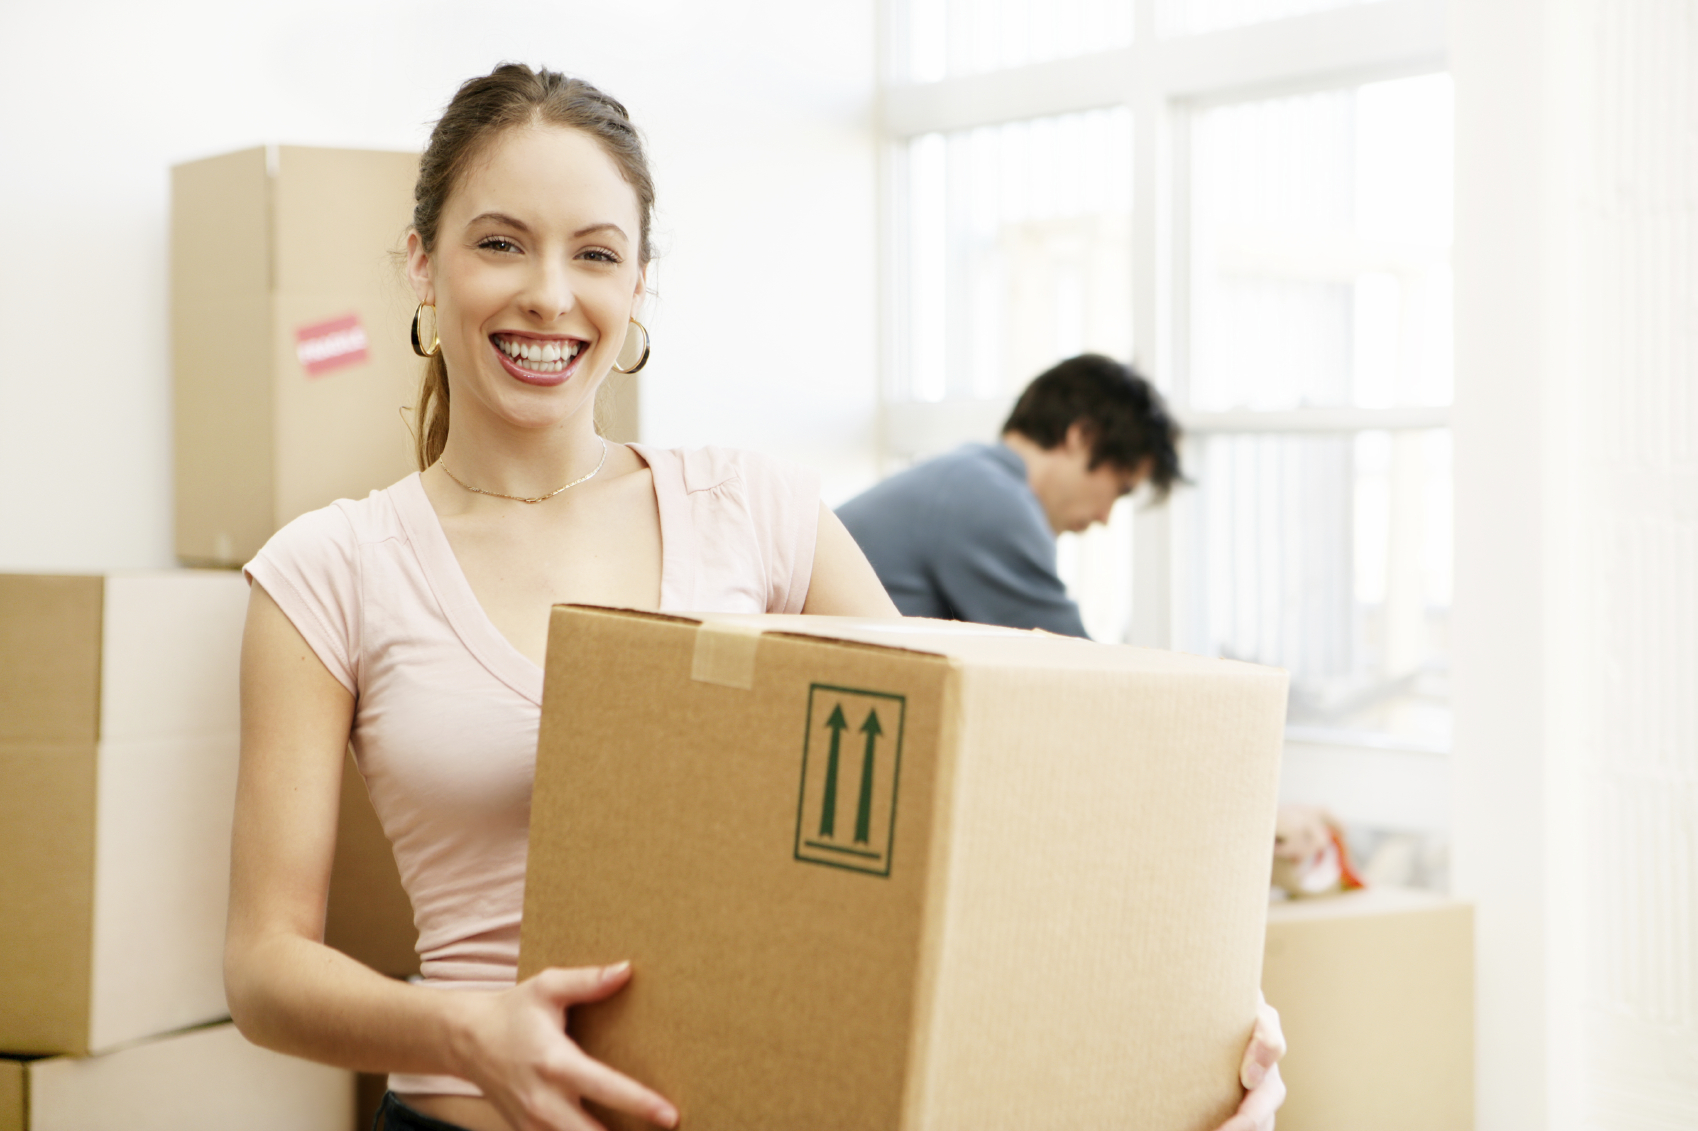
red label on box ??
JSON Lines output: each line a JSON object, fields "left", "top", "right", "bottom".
{"left": 295, "top": 313, "right": 370, "bottom": 377}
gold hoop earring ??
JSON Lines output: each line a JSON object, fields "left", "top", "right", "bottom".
{"left": 612, "top": 318, "right": 650, "bottom": 374}
{"left": 410, "top": 303, "right": 440, "bottom": 358}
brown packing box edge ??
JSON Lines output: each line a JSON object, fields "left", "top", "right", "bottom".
{"left": 173, "top": 145, "right": 420, "bottom": 567}
{"left": 1263, "top": 888, "right": 1474, "bottom": 1131}
{"left": 171, "top": 147, "right": 275, "bottom": 566}
{"left": 0, "top": 1058, "right": 22, "bottom": 1131}
{"left": 3, "top": 1022, "right": 354, "bottom": 1130}
{"left": 0, "top": 742, "right": 98, "bottom": 1056}
{"left": 0, "top": 575, "right": 103, "bottom": 746}
{"left": 522, "top": 606, "right": 1287, "bottom": 1131}
{"left": 0, "top": 572, "right": 251, "bottom": 1056}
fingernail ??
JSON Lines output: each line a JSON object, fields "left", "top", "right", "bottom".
{"left": 1243, "top": 1061, "right": 1266, "bottom": 1090}
{"left": 658, "top": 1103, "right": 679, "bottom": 1128}
{"left": 604, "top": 960, "right": 631, "bottom": 980}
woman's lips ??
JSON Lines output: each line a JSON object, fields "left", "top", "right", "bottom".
{"left": 492, "top": 338, "right": 584, "bottom": 387}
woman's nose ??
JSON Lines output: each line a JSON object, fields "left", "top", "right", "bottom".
{"left": 522, "top": 260, "right": 576, "bottom": 321}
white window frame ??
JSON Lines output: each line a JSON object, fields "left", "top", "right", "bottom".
{"left": 877, "top": 0, "right": 1452, "bottom": 833}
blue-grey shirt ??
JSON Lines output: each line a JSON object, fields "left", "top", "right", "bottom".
{"left": 836, "top": 443, "right": 1089, "bottom": 638}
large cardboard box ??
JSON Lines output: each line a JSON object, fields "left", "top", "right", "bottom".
{"left": 0, "top": 572, "right": 249, "bottom": 1056}
{"left": 520, "top": 608, "right": 1289, "bottom": 1131}
{"left": 171, "top": 145, "right": 641, "bottom": 568}
{"left": 171, "top": 145, "right": 421, "bottom": 567}
{"left": 0, "top": 1022, "right": 353, "bottom": 1131}
{"left": 1262, "top": 888, "right": 1474, "bottom": 1131}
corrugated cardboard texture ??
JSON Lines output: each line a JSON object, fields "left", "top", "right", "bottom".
{"left": 914, "top": 659, "right": 1286, "bottom": 1130}
{"left": 0, "top": 572, "right": 248, "bottom": 1056}
{"left": 270, "top": 146, "right": 418, "bottom": 531}
{"left": 325, "top": 748, "right": 420, "bottom": 977}
{"left": 174, "top": 146, "right": 419, "bottom": 567}
{"left": 523, "top": 611, "right": 954, "bottom": 1131}
{"left": 0, "top": 743, "right": 98, "bottom": 1055}
{"left": 522, "top": 608, "right": 1287, "bottom": 1131}
{"left": 99, "top": 573, "right": 246, "bottom": 741}
{"left": 0, "top": 1059, "right": 23, "bottom": 1131}
{"left": 26, "top": 1023, "right": 355, "bottom": 1131}
{"left": 86, "top": 735, "right": 238, "bottom": 1050}
{"left": 172, "top": 147, "right": 275, "bottom": 566}
{"left": 0, "top": 575, "right": 102, "bottom": 745}
{"left": 1263, "top": 889, "right": 1474, "bottom": 1131}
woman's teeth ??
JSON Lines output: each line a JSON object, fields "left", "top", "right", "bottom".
{"left": 496, "top": 336, "right": 582, "bottom": 373}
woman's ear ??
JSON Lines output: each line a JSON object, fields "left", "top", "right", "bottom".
{"left": 630, "top": 262, "right": 648, "bottom": 316}
{"left": 405, "top": 230, "right": 435, "bottom": 305}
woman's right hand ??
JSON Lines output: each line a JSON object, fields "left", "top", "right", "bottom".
{"left": 454, "top": 963, "right": 679, "bottom": 1131}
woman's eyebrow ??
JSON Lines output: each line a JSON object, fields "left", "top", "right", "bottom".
{"left": 468, "top": 211, "right": 531, "bottom": 232}
{"left": 465, "top": 213, "right": 628, "bottom": 243}
{"left": 572, "top": 222, "right": 628, "bottom": 241}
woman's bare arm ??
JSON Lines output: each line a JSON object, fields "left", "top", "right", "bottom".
{"left": 802, "top": 504, "right": 900, "bottom": 617}
{"left": 225, "top": 585, "right": 676, "bottom": 1130}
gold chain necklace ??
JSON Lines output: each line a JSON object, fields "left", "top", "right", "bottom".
{"left": 441, "top": 437, "right": 609, "bottom": 504}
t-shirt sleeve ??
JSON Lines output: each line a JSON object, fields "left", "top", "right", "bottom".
{"left": 242, "top": 504, "right": 362, "bottom": 694}
{"left": 927, "top": 477, "right": 1091, "bottom": 638}
{"left": 736, "top": 450, "right": 821, "bottom": 615}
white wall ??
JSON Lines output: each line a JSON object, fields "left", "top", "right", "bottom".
{"left": 1453, "top": 1, "right": 1698, "bottom": 1127}
{"left": 0, "top": 0, "right": 878, "bottom": 572}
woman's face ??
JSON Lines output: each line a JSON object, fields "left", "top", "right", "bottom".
{"left": 407, "top": 123, "right": 645, "bottom": 434}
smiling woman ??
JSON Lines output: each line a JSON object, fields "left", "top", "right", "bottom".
{"left": 219, "top": 63, "right": 901, "bottom": 1131}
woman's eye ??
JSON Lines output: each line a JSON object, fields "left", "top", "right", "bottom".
{"left": 580, "top": 247, "right": 621, "bottom": 264}
{"left": 478, "top": 237, "right": 519, "bottom": 253}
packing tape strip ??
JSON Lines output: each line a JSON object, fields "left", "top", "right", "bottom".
{"left": 689, "top": 621, "right": 764, "bottom": 690}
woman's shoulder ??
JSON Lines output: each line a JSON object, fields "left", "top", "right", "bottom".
{"left": 634, "top": 443, "right": 815, "bottom": 497}
{"left": 246, "top": 473, "right": 420, "bottom": 574}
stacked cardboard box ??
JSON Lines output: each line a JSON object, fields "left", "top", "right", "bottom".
{"left": 521, "top": 607, "right": 1290, "bottom": 1131}
{"left": 1262, "top": 887, "right": 1474, "bottom": 1130}
{"left": 0, "top": 1023, "right": 351, "bottom": 1131}
{"left": 0, "top": 573, "right": 354, "bottom": 1128}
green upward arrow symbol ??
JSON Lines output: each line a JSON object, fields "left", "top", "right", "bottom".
{"left": 819, "top": 705, "right": 849, "bottom": 838}
{"left": 854, "top": 709, "right": 883, "bottom": 844}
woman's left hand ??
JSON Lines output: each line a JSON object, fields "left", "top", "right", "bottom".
{"left": 1213, "top": 993, "right": 1287, "bottom": 1131}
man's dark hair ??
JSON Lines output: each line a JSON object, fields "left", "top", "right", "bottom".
{"left": 1002, "top": 354, "right": 1184, "bottom": 500}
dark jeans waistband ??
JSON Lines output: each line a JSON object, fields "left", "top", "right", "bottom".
{"left": 374, "top": 1092, "right": 475, "bottom": 1131}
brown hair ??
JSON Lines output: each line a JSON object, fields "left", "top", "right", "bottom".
{"left": 1002, "top": 354, "right": 1185, "bottom": 501}
{"left": 410, "top": 63, "right": 656, "bottom": 470}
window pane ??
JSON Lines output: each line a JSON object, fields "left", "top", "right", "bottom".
{"left": 1158, "top": 0, "right": 1385, "bottom": 37}
{"left": 1180, "top": 428, "right": 1453, "bottom": 745}
{"left": 1187, "top": 73, "right": 1453, "bottom": 410}
{"left": 902, "top": 108, "right": 1134, "bottom": 402}
{"left": 904, "top": 0, "right": 1134, "bottom": 83}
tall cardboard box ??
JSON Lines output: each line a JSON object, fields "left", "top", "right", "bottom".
{"left": 0, "top": 1022, "right": 353, "bottom": 1131}
{"left": 1262, "top": 888, "right": 1474, "bottom": 1130}
{"left": 521, "top": 608, "right": 1288, "bottom": 1131}
{"left": 171, "top": 144, "right": 642, "bottom": 569}
{"left": 171, "top": 145, "right": 420, "bottom": 567}
{"left": 0, "top": 572, "right": 247, "bottom": 1056}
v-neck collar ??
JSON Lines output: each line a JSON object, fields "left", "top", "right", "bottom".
{"left": 389, "top": 445, "right": 688, "bottom": 707}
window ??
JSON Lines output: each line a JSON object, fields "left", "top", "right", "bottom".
{"left": 880, "top": 0, "right": 1451, "bottom": 854}
{"left": 1177, "top": 74, "right": 1454, "bottom": 748}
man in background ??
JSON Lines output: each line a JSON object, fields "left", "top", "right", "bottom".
{"left": 837, "top": 354, "right": 1182, "bottom": 638}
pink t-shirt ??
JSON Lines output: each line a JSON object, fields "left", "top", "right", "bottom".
{"left": 243, "top": 445, "right": 820, "bottom": 1096}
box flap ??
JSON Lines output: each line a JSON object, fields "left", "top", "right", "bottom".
{"left": 559, "top": 604, "right": 1260, "bottom": 676}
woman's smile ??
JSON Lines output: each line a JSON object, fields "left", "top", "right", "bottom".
{"left": 490, "top": 331, "right": 588, "bottom": 386}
